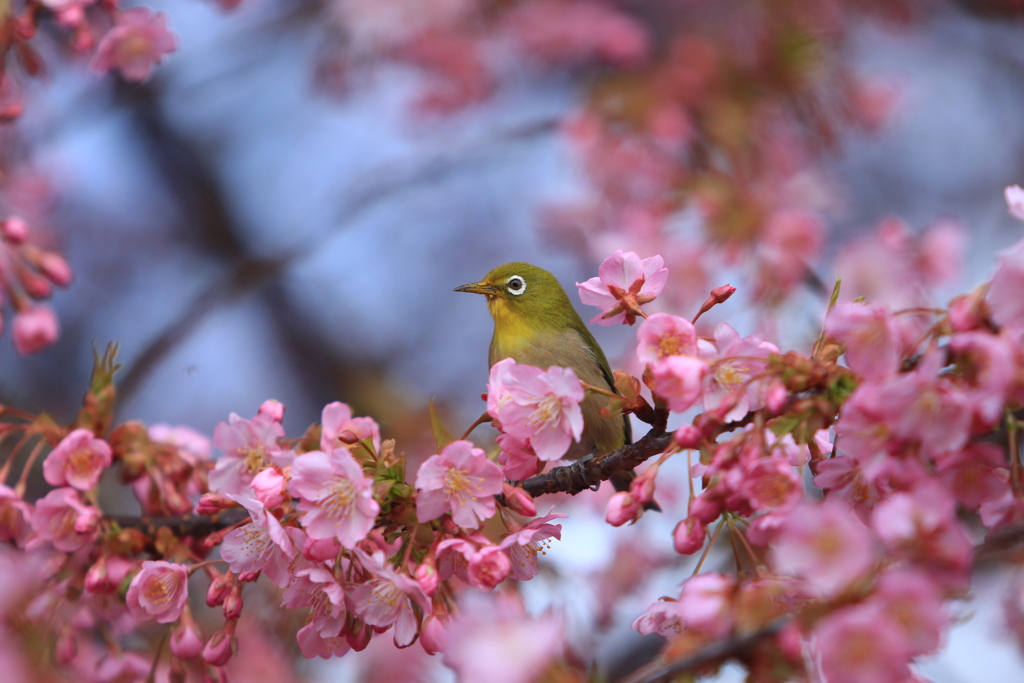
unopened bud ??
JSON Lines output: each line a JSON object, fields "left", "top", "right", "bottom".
{"left": 237, "top": 571, "right": 260, "bottom": 583}
{"left": 1, "top": 217, "right": 27, "bottom": 243}
{"left": 195, "top": 493, "right": 235, "bottom": 516}
{"left": 202, "top": 629, "right": 236, "bottom": 667}
{"left": 206, "top": 572, "right": 231, "bottom": 608}
{"left": 689, "top": 493, "right": 722, "bottom": 526}
{"left": 170, "top": 620, "right": 204, "bottom": 659}
{"left": 605, "top": 491, "right": 640, "bottom": 527}
{"left": 674, "top": 424, "right": 702, "bottom": 450}
{"left": 673, "top": 517, "right": 706, "bottom": 555}
{"left": 693, "top": 284, "right": 737, "bottom": 323}
{"left": 338, "top": 429, "right": 360, "bottom": 445}
{"left": 765, "top": 381, "right": 787, "bottom": 413}
{"left": 303, "top": 535, "right": 341, "bottom": 563}
{"left": 251, "top": 467, "right": 287, "bottom": 508}
{"left": 629, "top": 468, "right": 658, "bottom": 506}
{"left": 415, "top": 562, "right": 439, "bottom": 598}
{"left": 223, "top": 586, "right": 243, "bottom": 620}
{"left": 501, "top": 482, "right": 536, "bottom": 517}
{"left": 347, "top": 621, "right": 372, "bottom": 651}
{"left": 257, "top": 399, "right": 285, "bottom": 423}
{"left": 37, "top": 252, "right": 73, "bottom": 287}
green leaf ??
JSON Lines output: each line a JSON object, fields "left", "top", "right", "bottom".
{"left": 428, "top": 397, "right": 455, "bottom": 451}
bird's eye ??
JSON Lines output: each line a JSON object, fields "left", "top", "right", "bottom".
{"left": 506, "top": 275, "right": 526, "bottom": 296}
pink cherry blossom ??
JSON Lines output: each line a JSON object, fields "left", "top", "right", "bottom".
{"left": 442, "top": 591, "right": 563, "bottom": 683}
{"left": 825, "top": 302, "right": 901, "bottom": 380}
{"left": 648, "top": 354, "right": 708, "bottom": 412}
{"left": 436, "top": 539, "right": 511, "bottom": 590}
{"left": 349, "top": 549, "right": 431, "bottom": 647}
{"left": 814, "top": 602, "right": 913, "bottom": 683}
{"left": 701, "top": 324, "right": 779, "bottom": 421}
{"left": 148, "top": 423, "right": 211, "bottom": 462}
{"left": 636, "top": 313, "right": 698, "bottom": 366}
{"left": 42, "top": 428, "right": 112, "bottom": 491}
{"left": 296, "top": 623, "right": 351, "bottom": 659}
{"left": 738, "top": 455, "right": 801, "bottom": 511}
{"left": 126, "top": 561, "right": 189, "bottom": 624}
{"left": 873, "top": 568, "right": 946, "bottom": 656}
{"left": 1006, "top": 185, "right": 1024, "bottom": 222}
{"left": 415, "top": 440, "right": 503, "bottom": 528}
{"left": 90, "top": 9, "right": 177, "bottom": 83}
{"left": 498, "top": 511, "right": 567, "bottom": 580}
{"left": 988, "top": 237, "right": 1024, "bottom": 329}
{"left": 770, "top": 499, "right": 877, "bottom": 596}
{"left": 320, "top": 401, "right": 381, "bottom": 454}
{"left": 577, "top": 250, "right": 669, "bottom": 325}
{"left": 221, "top": 495, "right": 296, "bottom": 587}
{"left": 282, "top": 565, "right": 346, "bottom": 638}
{"left": 492, "top": 361, "right": 584, "bottom": 461}
{"left": 507, "top": 0, "right": 648, "bottom": 67}
{"left": 209, "top": 412, "right": 290, "bottom": 495}
{"left": 633, "top": 573, "right": 735, "bottom": 639}
{"left": 12, "top": 305, "right": 59, "bottom": 354}
{"left": 949, "top": 330, "right": 1017, "bottom": 427}
{"left": 935, "top": 442, "right": 1010, "bottom": 511}
{"left": 872, "top": 349, "right": 972, "bottom": 457}
{"left": 31, "top": 487, "right": 99, "bottom": 552}
{"left": 288, "top": 448, "right": 379, "bottom": 548}
{"left": 496, "top": 432, "right": 542, "bottom": 480}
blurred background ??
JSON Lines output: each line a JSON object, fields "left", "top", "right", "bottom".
{"left": 4, "top": 0, "right": 1024, "bottom": 680}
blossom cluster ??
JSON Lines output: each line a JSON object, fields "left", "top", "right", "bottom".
{"left": 5, "top": 237, "right": 1024, "bottom": 682}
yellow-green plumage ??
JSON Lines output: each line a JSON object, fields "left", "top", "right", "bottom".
{"left": 456, "top": 262, "right": 635, "bottom": 485}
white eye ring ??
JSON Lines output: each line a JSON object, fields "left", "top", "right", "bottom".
{"left": 506, "top": 275, "right": 527, "bottom": 296}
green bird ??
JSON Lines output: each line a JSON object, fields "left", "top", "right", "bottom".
{"left": 456, "top": 262, "right": 653, "bottom": 505}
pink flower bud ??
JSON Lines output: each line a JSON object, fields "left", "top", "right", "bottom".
{"left": 605, "top": 491, "right": 640, "bottom": 527}
{"left": 303, "top": 535, "right": 341, "bottom": 563}
{"left": 690, "top": 493, "right": 722, "bottom": 525}
{"left": 237, "top": 571, "right": 259, "bottom": 583}
{"left": 12, "top": 305, "right": 59, "bottom": 355}
{"left": 674, "top": 424, "right": 702, "bottom": 449}
{"left": 419, "top": 615, "right": 448, "bottom": 655}
{"left": 673, "top": 517, "right": 707, "bottom": 555}
{"left": 630, "top": 467, "right": 658, "bottom": 505}
{"left": 948, "top": 292, "right": 986, "bottom": 332}
{"left": 84, "top": 556, "right": 108, "bottom": 594}
{"left": 251, "top": 467, "right": 286, "bottom": 508}
{"left": 415, "top": 561, "right": 439, "bottom": 598}
{"left": 223, "top": 586, "right": 243, "bottom": 620}
{"left": 170, "top": 621, "right": 204, "bottom": 659}
{"left": 37, "top": 252, "right": 73, "bottom": 287}
{"left": 468, "top": 546, "right": 511, "bottom": 590}
{"left": 501, "top": 482, "right": 537, "bottom": 517}
{"left": 206, "top": 572, "right": 231, "bottom": 608}
{"left": 74, "top": 506, "right": 100, "bottom": 534}
{"left": 765, "top": 381, "right": 787, "bottom": 413}
{"left": 257, "top": 399, "right": 285, "bottom": 422}
{"left": 347, "top": 622, "right": 372, "bottom": 652}
{"left": 202, "top": 629, "right": 236, "bottom": 667}
{"left": 195, "top": 493, "right": 235, "bottom": 515}
{"left": 19, "top": 268, "right": 51, "bottom": 299}
{"left": 1, "top": 216, "right": 27, "bottom": 243}
{"left": 55, "top": 629, "right": 78, "bottom": 665}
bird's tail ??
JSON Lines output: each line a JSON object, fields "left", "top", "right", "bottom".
{"left": 610, "top": 469, "right": 661, "bottom": 512}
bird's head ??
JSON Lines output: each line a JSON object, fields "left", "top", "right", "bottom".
{"left": 455, "top": 262, "right": 578, "bottom": 332}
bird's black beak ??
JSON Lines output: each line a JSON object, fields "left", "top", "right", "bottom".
{"left": 454, "top": 281, "right": 499, "bottom": 297}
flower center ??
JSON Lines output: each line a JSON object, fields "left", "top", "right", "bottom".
{"left": 443, "top": 468, "right": 481, "bottom": 505}
{"left": 715, "top": 361, "right": 746, "bottom": 389}
{"left": 68, "top": 448, "right": 98, "bottom": 477}
{"left": 240, "top": 446, "right": 267, "bottom": 474}
{"left": 526, "top": 395, "right": 561, "bottom": 431}
{"left": 143, "top": 572, "right": 178, "bottom": 608}
{"left": 657, "top": 335, "right": 681, "bottom": 358}
{"left": 369, "top": 580, "right": 403, "bottom": 621}
{"left": 321, "top": 477, "right": 356, "bottom": 520}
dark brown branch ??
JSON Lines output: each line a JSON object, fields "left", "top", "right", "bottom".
{"left": 617, "top": 619, "right": 788, "bottom": 683}
{"left": 519, "top": 429, "right": 673, "bottom": 498}
{"left": 107, "top": 508, "right": 247, "bottom": 537}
